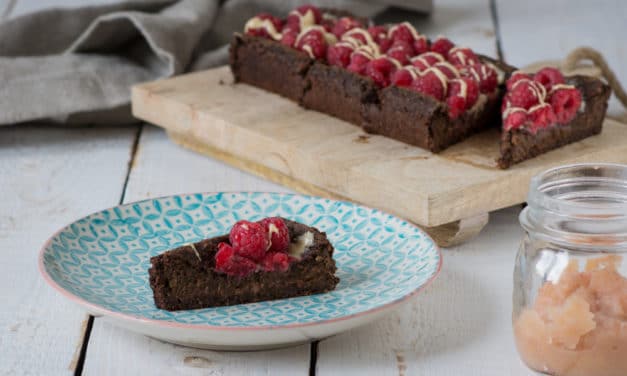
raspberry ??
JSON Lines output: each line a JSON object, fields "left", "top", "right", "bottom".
{"left": 296, "top": 29, "right": 327, "bottom": 59}
{"left": 411, "top": 52, "right": 444, "bottom": 71}
{"left": 447, "top": 47, "right": 479, "bottom": 66}
{"left": 287, "top": 5, "right": 322, "bottom": 28}
{"left": 550, "top": 87, "right": 582, "bottom": 124}
{"left": 347, "top": 51, "right": 372, "bottom": 75}
{"left": 258, "top": 217, "right": 290, "bottom": 253}
{"left": 411, "top": 71, "right": 446, "bottom": 101}
{"left": 446, "top": 77, "right": 479, "bottom": 118}
{"left": 506, "top": 80, "right": 542, "bottom": 109}
{"left": 215, "top": 242, "right": 257, "bottom": 277}
{"left": 506, "top": 71, "right": 531, "bottom": 90}
{"left": 332, "top": 17, "right": 362, "bottom": 38}
{"left": 413, "top": 36, "right": 429, "bottom": 56}
{"left": 261, "top": 251, "right": 291, "bottom": 272}
{"left": 430, "top": 37, "right": 454, "bottom": 56}
{"left": 390, "top": 68, "right": 415, "bottom": 87}
{"left": 386, "top": 40, "right": 414, "bottom": 65}
{"left": 389, "top": 22, "right": 419, "bottom": 44}
{"left": 432, "top": 62, "right": 459, "bottom": 79}
{"left": 503, "top": 109, "right": 528, "bottom": 131}
{"left": 464, "top": 63, "right": 498, "bottom": 93}
{"left": 246, "top": 14, "right": 284, "bottom": 40}
{"left": 280, "top": 28, "right": 299, "bottom": 47}
{"left": 229, "top": 220, "right": 269, "bottom": 262}
{"left": 365, "top": 57, "right": 398, "bottom": 87}
{"left": 529, "top": 103, "right": 557, "bottom": 130}
{"left": 326, "top": 44, "right": 353, "bottom": 67}
{"left": 534, "top": 67, "right": 565, "bottom": 90}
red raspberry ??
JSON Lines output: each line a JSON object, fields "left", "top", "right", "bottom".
{"left": 258, "top": 217, "right": 290, "bottom": 253}
{"left": 430, "top": 37, "right": 454, "bottom": 56}
{"left": 413, "top": 36, "right": 429, "bottom": 56}
{"left": 503, "top": 110, "right": 528, "bottom": 131}
{"left": 447, "top": 47, "right": 479, "bottom": 66}
{"left": 280, "top": 28, "right": 299, "bottom": 47}
{"left": 229, "top": 220, "right": 269, "bottom": 262}
{"left": 332, "top": 17, "right": 362, "bottom": 38}
{"left": 446, "top": 77, "right": 479, "bottom": 118}
{"left": 432, "top": 62, "right": 459, "bottom": 79}
{"left": 287, "top": 4, "right": 322, "bottom": 27}
{"left": 411, "top": 52, "right": 444, "bottom": 71}
{"left": 296, "top": 29, "right": 327, "bottom": 59}
{"left": 411, "top": 71, "right": 446, "bottom": 101}
{"left": 386, "top": 40, "right": 414, "bottom": 65}
{"left": 529, "top": 103, "right": 557, "bottom": 130}
{"left": 550, "top": 87, "right": 582, "bottom": 124}
{"left": 534, "top": 67, "right": 565, "bottom": 90}
{"left": 506, "top": 80, "right": 543, "bottom": 109}
{"left": 343, "top": 28, "right": 370, "bottom": 45}
{"left": 389, "top": 22, "right": 419, "bottom": 44}
{"left": 367, "top": 25, "right": 390, "bottom": 49}
{"left": 215, "top": 242, "right": 257, "bottom": 277}
{"left": 506, "top": 71, "right": 531, "bottom": 90}
{"left": 391, "top": 68, "right": 416, "bottom": 87}
{"left": 327, "top": 44, "right": 353, "bottom": 67}
{"left": 347, "top": 51, "right": 372, "bottom": 75}
{"left": 365, "top": 57, "right": 398, "bottom": 87}
{"left": 246, "top": 13, "right": 284, "bottom": 39}
{"left": 464, "top": 63, "right": 498, "bottom": 93}
{"left": 262, "top": 251, "right": 291, "bottom": 272}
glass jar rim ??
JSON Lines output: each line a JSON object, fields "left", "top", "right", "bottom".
{"left": 521, "top": 163, "right": 627, "bottom": 250}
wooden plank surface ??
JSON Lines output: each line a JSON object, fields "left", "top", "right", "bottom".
{"left": 81, "top": 126, "right": 310, "bottom": 375}
{"left": 0, "top": 125, "right": 136, "bottom": 375}
{"left": 132, "top": 66, "right": 627, "bottom": 228}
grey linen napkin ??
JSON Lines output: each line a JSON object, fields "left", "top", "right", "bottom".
{"left": 0, "top": 0, "right": 385, "bottom": 126}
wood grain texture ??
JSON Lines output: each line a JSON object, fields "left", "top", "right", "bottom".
{"left": 132, "top": 66, "right": 627, "bottom": 228}
{"left": 496, "top": 0, "right": 627, "bottom": 117}
{"left": 81, "top": 126, "right": 309, "bottom": 375}
{"left": 0, "top": 125, "right": 136, "bottom": 375}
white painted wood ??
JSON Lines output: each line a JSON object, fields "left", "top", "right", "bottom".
{"left": 317, "top": 206, "right": 530, "bottom": 376}
{"left": 0, "top": 125, "right": 136, "bottom": 374}
{"left": 81, "top": 126, "right": 308, "bottom": 375}
{"left": 496, "top": 0, "right": 627, "bottom": 117}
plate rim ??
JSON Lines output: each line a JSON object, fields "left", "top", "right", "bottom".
{"left": 38, "top": 191, "right": 442, "bottom": 331}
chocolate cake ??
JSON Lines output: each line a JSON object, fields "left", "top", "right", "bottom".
{"left": 228, "top": 5, "right": 610, "bottom": 167}
{"left": 149, "top": 218, "right": 339, "bottom": 311}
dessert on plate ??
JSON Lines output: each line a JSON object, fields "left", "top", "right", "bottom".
{"left": 149, "top": 217, "right": 339, "bottom": 311}
{"left": 229, "top": 4, "right": 610, "bottom": 167}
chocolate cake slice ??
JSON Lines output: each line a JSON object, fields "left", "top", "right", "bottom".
{"left": 149, "top": 218, "right": 339, "bottom": 311}
{"left": 498, "top": 72, "right": 611, "bottom": 169}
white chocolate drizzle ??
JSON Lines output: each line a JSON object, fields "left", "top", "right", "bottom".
{"left": 381, "top": 56, "right": 402, "bottom": 68}
{"left": 188, "top": 243, "right": 201, "bottom": 261}
{"left": 244, "top": 17, "right": 282, "bottom": 40}
{"left": 295, "top": 25, "right": 337, "bottom": 47}
{"left": 433, "top": 61, "right": 461, "bottom": 78}
{"left": 448, "top": 46, "right": 474, "bottom": 65}
{"left": 410, "top": 52, "right": 445, "bottom": 67}
{"left": 288, "top": 231, "right": 314, "bottom": 259}
{"left": 549, "top": 83, "right": 577, "bottom": 93}
{"left": 387, "top": 21, "right": 421, "bottom": 41}
{"left": 289, "top": 9, "right": 316, "bottom": 30}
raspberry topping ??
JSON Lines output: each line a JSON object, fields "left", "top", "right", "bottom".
{"left": 446, "top": 77, "right": 479, "bottom": 118}
{"left": 229, "top": 220, "right": 269, "bottom": 262}
{"left": 411, "top": 52, "right": 445, "bottom": 71}
{"left": 365, "top": 57, "right": 399, "bottom": 87}
{"left": 503, "top": 109, "right": 528, "bottom": 131}
{"left": 296, "top": 28, "right": 327, "bottom": 59}
{"left": 463, "top": 63, "right": 498, "bottom": 93}
{"left": 386, "top": 40, "right": 414, "bottom": 65}
{"left": 430, "top": 37, "right": 454, "bottom": 56}
{"left": 262, "top": 252, "right": 291, "bottom": 272}
{"left": 506, "top": 71, "right": 531, "bottom": 90}
{"left": 332, "top": 17, "right": 362, "bottom": 38}
{"left": 529, "top": 103, "right": 557, "bottom": 131}
{"left": 506, "top": 80, "right": 543, "bottom": 109}
{"left": 447, "top": 47, "right": 479, "bottom": 66}
{"left": 327, "top": 44, "right": 353, "bottom": 67}
{"left": 534, "top": 67, "right": 565, "bottom": 90}
{"left": 413, "top": 36, "right": 429, "bottom": 56}
{"left": 280, "top": 28, "right": 299, "bottom": 47}
{"left": 411, "top": 70, "right": 446, "bottom": 101}
{"left": 347, "top": 51, "right": 372, "bottom": 75}
{"left": 287, "top": 4, "right": 322, "bottom": 28}
{"left": 215, "top": 242, "right": 258, "bottom": 277}
{"left": 388, "top": 22, "right": 420, "bottom": 45}
{"left": 245, "top": 14, "right": 284, "bottom": 40}
{"left": 550, "top": 86, "right": 582, "bottom": 124}
{"left": 390, "top": 67, "right": 416, "bottom": 87}
{"left": 259, "top": 217, "right": 290, "bottom": 253}
{"left": 432, "top": 62, "right": 460, "bottom": 80}
{"left": 368, "top": 26, "right": 392, "bottom": 52}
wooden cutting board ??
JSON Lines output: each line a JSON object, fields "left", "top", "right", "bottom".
{"left": 131, "top": 66, "right": 627, "bottom": 246}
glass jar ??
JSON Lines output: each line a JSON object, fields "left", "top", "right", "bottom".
{"left": 513, "top": 163, "right": 627, "bottom": 376}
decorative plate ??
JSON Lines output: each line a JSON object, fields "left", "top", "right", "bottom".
{"left": 39, "top": 192, "right": 441, "bottom": 350}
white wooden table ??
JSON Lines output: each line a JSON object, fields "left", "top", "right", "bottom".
{"left": 1, "top": 1, "right": 625, "bottom": 375}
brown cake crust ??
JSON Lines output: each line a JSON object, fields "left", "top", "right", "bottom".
{"left": 149, "top": 219, "right": 339, "bottom": 311}
{"left": 497, "top": 75, "right": 611, "bottom": 169}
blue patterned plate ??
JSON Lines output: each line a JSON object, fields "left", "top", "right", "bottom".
{"left": 39, "top": 192, "right": 441, "bottom": 350}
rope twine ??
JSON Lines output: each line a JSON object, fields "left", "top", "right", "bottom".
{"left": 562, "top": 47, "right": 627, "bottom": 110}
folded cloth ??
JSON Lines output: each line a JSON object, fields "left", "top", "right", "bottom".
{"left": 0, "top": 0, "right": 385, "bottom": 126}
